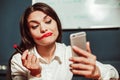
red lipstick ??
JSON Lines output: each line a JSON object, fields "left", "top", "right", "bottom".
{"left": 13, "top": 44, "right": 23, "bottom": 55}
{"left": 37, "top": 32, "right": 53, "bottom": 40}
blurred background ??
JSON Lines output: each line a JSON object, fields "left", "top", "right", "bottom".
{"left": 0, "top": 0, "right": 31, "bottom": 79}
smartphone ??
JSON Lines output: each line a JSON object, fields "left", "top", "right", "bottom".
{"left": 70, "top": 31, "right": 87, "bottom": 57}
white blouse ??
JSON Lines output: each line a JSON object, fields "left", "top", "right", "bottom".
{"left": 11, "top": 43, "right": 119, "bottom": 80}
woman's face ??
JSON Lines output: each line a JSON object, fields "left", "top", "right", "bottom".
{"left": 27, "top": 11, "right": 59, "bottom": 46}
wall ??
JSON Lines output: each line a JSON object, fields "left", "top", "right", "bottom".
{"left": 0, "top": 0, "right": 31, "bottom": 79}
{"left": 32, "top": 0, "right": 120, "bottom": 29}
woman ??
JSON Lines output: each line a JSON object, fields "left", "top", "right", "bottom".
{"left": 9, "top": 2, "right": 119, "bottom": 80}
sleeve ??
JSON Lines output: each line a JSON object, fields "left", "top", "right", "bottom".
{"left": 11, "top": 75, "right": 27, "bottom": 80}
{"left": 28, "top": 74, "right": 42, "bottom": 80}
{"left": 11, "top": 53, "right": 43, "bottom": 80}
{"left": 96, "top": 61, "right": 119, "bottom": 80}
{"left": 11, "top": 53, "right": 28, "bottom": 79}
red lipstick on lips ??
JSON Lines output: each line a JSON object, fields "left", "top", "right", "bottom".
{"left": 36, "top": 32, "right": 53, "bottom": 40}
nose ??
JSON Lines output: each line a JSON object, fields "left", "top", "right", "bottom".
{"left": 40, "top": 23, "right": 48, "bottom": 33}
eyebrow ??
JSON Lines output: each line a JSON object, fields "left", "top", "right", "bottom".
{"left": 43, "top": 15, "right": 48, "bottom": 20}
{"left": 28, "top": 15, "right": 48, "bottom": 24}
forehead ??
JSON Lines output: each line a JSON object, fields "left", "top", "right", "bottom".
{"left": 27, "top": 11, "right": 47, "bottom": 22}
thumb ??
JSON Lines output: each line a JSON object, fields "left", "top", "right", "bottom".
{"left": 86, "top": 41, "right": 91, "bottom": 53}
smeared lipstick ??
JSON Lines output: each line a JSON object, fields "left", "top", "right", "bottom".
{"left": 13, "top": 44, "right": 23, "bottom": 54}
{"left": 36, "top": 32, "right": 53, "bottom": 40}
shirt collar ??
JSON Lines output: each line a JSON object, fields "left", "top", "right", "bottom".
{"left": 32, "top": 43, "right": 63, "bottom": 64}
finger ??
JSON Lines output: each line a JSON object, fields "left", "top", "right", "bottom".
{"left": 27, "top": 54, "right": 34, "bottom": 64}
{"left": 21, "top": 50, "right": 29, "bottom": 64}
{"left": 25, "top": 54, "right": 35, "bottom": 69}
{"left": 70, "top": 57, "right": 89, "bottom": 64}
{"left": 36, "top": 58, "right": 40, "bottom": 64}
{"left": 70, "top": 57, "right": 96, "bottom": 66}
{"left": 72, "top": 46, "right": 91, "bottom": 58}
{"left": 31, "top": 55, "right": 37, "bottom": 64}
{"left": 86, "top": 41, "right": 91, "bottom": 53}
{"left": 71, "top": 69, "right": 92, "bottom": 78}
{"left": 70, "top": 63, "right": 95, "bottom": 71}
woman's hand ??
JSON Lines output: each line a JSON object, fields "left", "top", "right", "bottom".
{"left": 69, "top": 42, "right": 101, "bottom": 79}
{"left": 21, "top": 50, "right": 42, "bottom": 77}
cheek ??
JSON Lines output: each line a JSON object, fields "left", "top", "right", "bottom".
{"left": 53, "top": 28, "right": 59, "bottom": 42}
{"left": 55, "top": 28, "right": 59, "bottom": 37}
{"left": 52, "top": 24, "right": 59, "bottom": 38}
{"left": 29, "top": 29, "right": 39, "bottom": 39}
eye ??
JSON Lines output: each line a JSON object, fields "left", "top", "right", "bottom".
{"left": 45, "top": 19, "right": 52, "bottom": 24}
{"left": 31, "top": 25, "right": 39, "bottom": 29}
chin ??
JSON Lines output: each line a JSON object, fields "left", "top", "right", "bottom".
{"left": 37, "top": 40, "right": 55, "bottom": 46}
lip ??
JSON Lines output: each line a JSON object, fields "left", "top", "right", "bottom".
{"left": 36, "top": 32, "right": 53, "bottom": 40}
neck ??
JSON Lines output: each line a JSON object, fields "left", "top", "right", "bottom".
{"left": 36, "top": 43, "right": 56, "bottom": 63}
